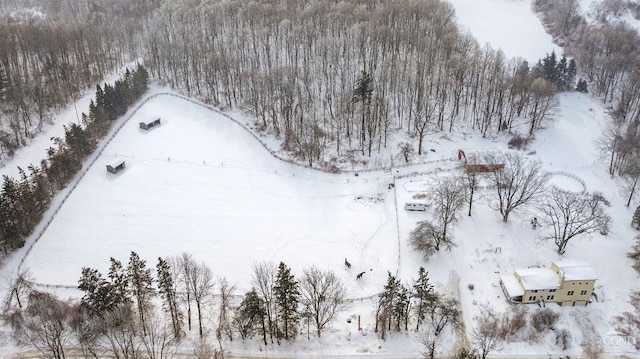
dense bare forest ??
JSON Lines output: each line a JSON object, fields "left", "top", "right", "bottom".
{"left": 0, "top": 0, "right": 638, "bottom": 249}
{"left": 0, "top": 0, "right": 565, "bottom": 169}
{"left": 2, "top": 1, "right": 640, "bottom": 358}
{"left": 0, "top": 0, "right": 639, "bottom": 171}
{"left": 143, "top": 0, "right": 565, "bottom": 167}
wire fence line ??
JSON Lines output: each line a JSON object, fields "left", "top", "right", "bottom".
{"left": 16, "top": 92, "right": 166, "bottom": 274}
{"left": 16, "top": 91, "right": 399, "bottom": 303}
{"left": 26, "top": 279, "right": 383, "bottom": 306}
{"left": 547, "top": 170, "right": 587, "bottom": 194}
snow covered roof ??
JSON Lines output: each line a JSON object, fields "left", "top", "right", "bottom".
{"left": 514, "top": 267, "right": 560, "bottom": 290}
{"left": 553, "top": 259, "right": 597, "bottom": 281}
{"left": 500, "top": 275, "right": 524, "bottom": 297}
{"left": 108, "top": 158, "right": 125, "bottom": 168}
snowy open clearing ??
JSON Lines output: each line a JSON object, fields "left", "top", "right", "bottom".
{"left": 12, "top": 90, "right": 639, "bottom": 357}
{"left": 447, "top": 0, "right": 561, "bottom": 63}
{"left": 2, "top": 0, "right": 640, "bottom": 358}
{"left": 22, "top": 94, "right": 397, "bottom": 299}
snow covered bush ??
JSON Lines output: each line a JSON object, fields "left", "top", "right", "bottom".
{"left": 632, "top": 206, "right": 640, "bottom": 230}
{"left": 498, "top": 306, "right": 528, "bottom": 340}
{"left": 613, "top": 291, "right": 640, "bottom": 350}
{"left": 507, "top": 134, "right": 529, "bottom": 150}
{"left": 555, "top": 328, "right": 571, "bottom": 350}
{"left": 628, "top": 236, "right": 640, "bottom": 275}
{"left": 531, "top": 308, "right": 559, "bottom": 332}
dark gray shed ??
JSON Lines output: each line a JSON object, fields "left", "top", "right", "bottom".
{"left": 106, "top": 158, "right": 126, "bottom": 174}
{"left": 140, "top": 117, "right": 161, "bottom": 130}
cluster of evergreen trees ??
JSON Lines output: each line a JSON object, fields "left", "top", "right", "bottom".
{"left": 0, "top": 65, "right": 148, "bottom": 254}
{"left": 532, "top": 51, "right": 577, "bottom": 91}
{"left": 4, "top": 251, "right": 460, "bottom": 359}
{"left": 375, "top": 268, "right": 460, "bottom": 341}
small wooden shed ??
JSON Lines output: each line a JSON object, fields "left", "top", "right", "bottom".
{"left": 106, "top": 158, "right": 126, "bottom": 174}
{"left": 139, "top": 117, "right": 161, "bottom": 130}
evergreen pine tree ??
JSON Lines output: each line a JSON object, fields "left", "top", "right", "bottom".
{"left": 157, "top": 257, "right": 182, "bottom": 338}
{"left": 127, "top": 251, "right": 156, "bottom": 335}
{"left": 352, "top": 70, "right": 374, "bottom": 154}
{"left": 274, "top": 262, "right": 300, "bottom": 341}
{"left": 27, "top": 164, "right": 51, "bottom": 215}
{"left": 376, "top": 272, "right": 399, "bottom": 339}
{"left": 95, "top": 84, "right": 105, "bottom": 109}
{"left": 567, "top": 59, "right": 577, "bottom": 89}
{"left": 0, "top": 63, "right": 8, "bottom": 98}
{"left": 16, "top": 168, "right": 36, "bottom": 234}
{"left": 555, "top": 55, "right": 568, "bottom": 89}
{"left": 576, "top": 79, "right": 588, "bottom": 93}
{"left": 393, "top": 282, "right": 411, "bottom": 331}
{"left": 108, "top": 257, "right": 130, "bottom": 306}
{"left": 632, "top": 206, "right": 640, "bottom": 230}
{"left": 542, "top": 51, "right": 558, "bottom": 84}
{"left": 234, "top": 289, "right": 266, "bottom": 342}
{"left": 413, "top": 267, "right": 438, "bottom": 330}
{"left": 0, "top": 176, "right": 25, "bottom": 249}
{"left": 78, "top": 267, "right": 118, "bottom": 314}
{"left": 132, "top": 64, "right": 150, "bottom": 98}
{"left": 64, "top": 123, "right": 93, "bottom": 160}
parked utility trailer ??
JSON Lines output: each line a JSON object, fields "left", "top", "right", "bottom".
{"left": 404, "top": 202, "right": 427, "bottom": 211}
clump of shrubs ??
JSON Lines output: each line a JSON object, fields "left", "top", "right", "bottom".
{"left": 498, "top": 306, "right": 528, "bottom": 340}
{"left": 531, "top": 308, "right": 559, "bottom": 332}
{"left": 507, "top": 134, "right": 530, "bottom": 150}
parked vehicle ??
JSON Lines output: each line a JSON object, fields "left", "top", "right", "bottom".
{"left": 404, "top": 202, "right": 427, "bottom": 211}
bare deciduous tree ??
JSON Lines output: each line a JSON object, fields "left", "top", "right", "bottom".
{"left": 216, "top": 277, "right": 236, "bottom": 344}
{"left": 471, "top": 305, "right": 502, "bottom": 359}
{"left": 189, "top": 261, "right": 214, "bottom": 339}
{"left": 2, "top": 268, "right": 33, "bottom": 311}
{"left": 540, "top": 189, "right": 611, "bottom": 254}
{"left": 430, "top": 176, "right": 466, "bottom": 241}
{"left": 416, "top": 326, "right": 440, "bottom": 359}
{"left": 140, "top": 315, "right": 182, "bottom": 359}
{"left": 13, "top": 291, "right": 74, "bottom": 359}
{"left": 613, "top": 291, "right": 640, "bottom": 350}
{"left": 485, "top": 152, "right": 549, "bottom": 222}
{"left": 409, "top": 220, "right": 453, "bottom": 259}
{"left": 252, "top": 261, "right": 277, "bottom": 344}
{"left": 621, "top": 156, "right": 640, "bottom": 207}
{"left": 172, "top": 253, "right": 195, "bottom": 332}
{"left": 299, "top": 266, "right": 347, "bottom": 338}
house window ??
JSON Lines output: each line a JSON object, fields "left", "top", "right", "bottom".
{"left": 546, "top": 295, "right": 554, "bottom": 300}
{"left": 580, "top": 290, "right": 587, "bottom": 295}
{"left": 567, "top": 291, "right": 574, "bottom": 296}
{"left": 531, "top": 290, "right": 538, "bottom": 293}
{"left": 528, "top": 296, "right": 537, "bottom": 301}
{"left": 549, "top": 289, "right": 556, "bottom": 292}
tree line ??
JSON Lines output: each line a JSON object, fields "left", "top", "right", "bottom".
{"left": 0, "top": 65, "right": 148, "bottom": 254}
{"left": 5, "top": 251, "right": 590, "bottom": 359}
{"left": 0, "top": 0, "right": 153, "bottom": 157}
{"left": 533, "top": 0, "right": 640, "bottom": 206}
{"left": 143, "top": 0, "right": 568, "bottom": 168}
{"left": 2, "top": 250, "right": 464, "bottom": 359}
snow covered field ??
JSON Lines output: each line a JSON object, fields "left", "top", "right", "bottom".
{"left": 1, "top": 0, "right": 640, "bottom": 358}
{"left": 22, "top": 94, "right": 397, "bottom": 298}
{"left": 13, "top": 90, "right": 639, "bottom": 357}
{"left": 447, "top": 0, "right": 561, "bottom": 63}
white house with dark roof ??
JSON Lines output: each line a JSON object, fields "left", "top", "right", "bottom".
{"left": 500, "top": 259, "right": 597, "bottom": 306}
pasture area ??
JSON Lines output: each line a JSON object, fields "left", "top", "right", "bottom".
{"left": 22, "top": 95, "right": 398, "bottom": 298}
